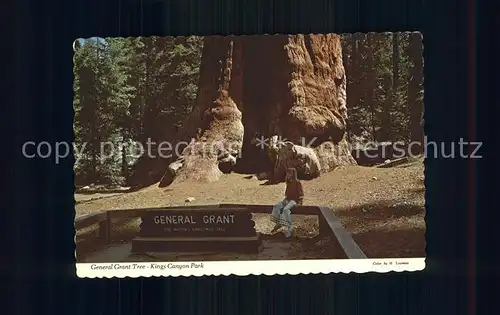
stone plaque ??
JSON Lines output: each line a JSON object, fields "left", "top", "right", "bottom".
{"left": 132, "top": 207, "right": 263, "bottom": 254}
{"left": 139, "top": 209, "right": 256, "bottom": 238}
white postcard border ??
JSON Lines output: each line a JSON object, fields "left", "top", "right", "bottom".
{"left": 76, "top": 257, "right": 425, "bottom": 278}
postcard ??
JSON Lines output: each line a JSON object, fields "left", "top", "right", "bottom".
{"left": 72, "top": 32, "right": 425, "bottom": 278}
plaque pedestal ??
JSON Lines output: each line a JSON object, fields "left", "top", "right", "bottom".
{"left": 132, "top": 209, "right": 263, "bottom": 254}
{"left": 132, "top": 234, "right": 263, "bottom": 254}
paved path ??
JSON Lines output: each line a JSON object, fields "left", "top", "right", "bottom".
{"left": 83, "top": 244, "right": 133, "bottom": 263}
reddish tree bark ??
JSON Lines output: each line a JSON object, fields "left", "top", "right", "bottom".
{"left": 159, "top": 34, "right": 356, "bottom": 187}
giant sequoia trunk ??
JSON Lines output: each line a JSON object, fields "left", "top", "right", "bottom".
{"left": 159, "top": 34, "right": 356, "bottom": 187}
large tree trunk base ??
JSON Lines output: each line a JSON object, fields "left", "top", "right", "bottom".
{"left": 269, "top": 137, "right": 356, "bottom": 184}
{"left": 173, "top": 155, "right": 222, "bottom": 184}
{"left": 314, "top": 138, "right": 357, "bottom": 172}
{"left": 158, "top": 141, "right": 232, "bottom": 187}
{"left": 158, "top": 34, "right": 356, "bottom": 187}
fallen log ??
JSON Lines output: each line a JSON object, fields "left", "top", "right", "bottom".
{"left": 376, "top": 157, "right": 410, "bottom": 168}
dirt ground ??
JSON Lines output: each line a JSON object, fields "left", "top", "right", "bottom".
{"left": 75, "top": 157, "right": 426, "bottom": 261}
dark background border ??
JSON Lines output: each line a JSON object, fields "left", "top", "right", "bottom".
{"left": 8, "top": 0, "right": 490, "bottom": 314}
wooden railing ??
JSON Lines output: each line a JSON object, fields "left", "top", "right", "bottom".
{"left": 75, "top": 204, "right": 366, "bottom": 259}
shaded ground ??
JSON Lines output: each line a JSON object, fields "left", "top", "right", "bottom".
{"left": 84, "top": 236, "right": 340, "bottom": 263}
{"left": 75, "top": 156, "right": 425, "bottom": 261}
{"left": 337, "top": 202, "right": 425, "bottom": 258}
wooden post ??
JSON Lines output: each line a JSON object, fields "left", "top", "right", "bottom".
{"left": 98, "top": 212, "right": 111, "bottom": 244}
{"left": 318, "top": 206, "right": 367, "bottom": 259}
{"left": 318, "top": 214, "right": 331, "bottom": 237}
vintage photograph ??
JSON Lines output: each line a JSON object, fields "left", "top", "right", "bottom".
{"left": 73, "top": 33, "right": 425, "bottom": 276}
